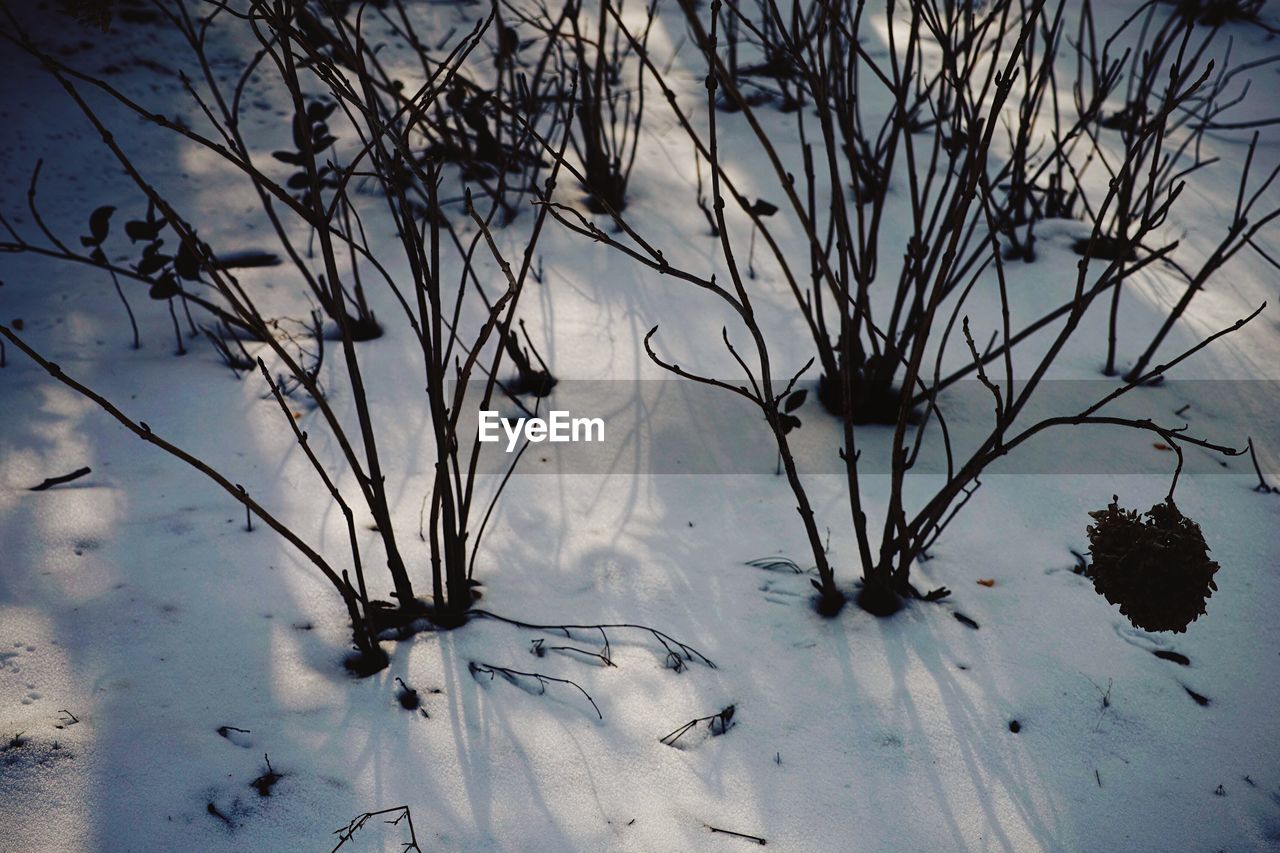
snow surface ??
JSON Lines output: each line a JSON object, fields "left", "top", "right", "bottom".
{"left": 1, "top": 1, "right": 1279, "bottom": 851}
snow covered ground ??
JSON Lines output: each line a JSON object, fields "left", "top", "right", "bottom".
{"left": 1, "top": 1, "right": 1279, "bottom": 850}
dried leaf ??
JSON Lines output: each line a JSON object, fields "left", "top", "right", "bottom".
{"left": 751, "top": 198, "right": 779, "bottom": 217}
{"left": 86, "top": 205, "right": 114, "bottom": 245}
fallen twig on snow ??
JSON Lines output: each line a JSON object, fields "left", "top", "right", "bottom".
{"left": 331, "top": 805, "right": 421, "bottom": 852}
{"left": 706, "top": 823, "right": 766, "bottom": 845}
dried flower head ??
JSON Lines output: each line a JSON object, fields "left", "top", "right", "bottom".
{"left": 1085, "top": 497, "right": 1219, "bottom": 633}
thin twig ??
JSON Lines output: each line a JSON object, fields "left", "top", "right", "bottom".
{"left": 468, "top": 661, "right": 603, "bottom": 720}
{"left": 1247, "top": 437, "right": 1276, "bottom": 493}
{"left": 29, "top": 467, "right": 91, "bottom": 491}
{"left": 706, "top": 824, "right": 767, "bottom": 845}
{"left": 472, "top": 609, "right": 715, "bottom": 669}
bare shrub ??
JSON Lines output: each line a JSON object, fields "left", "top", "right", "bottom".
{"left": 540, "top": 0, "right": 1264, "bottom": 614}
{"left": 0, "top": 0, "right": 570, "bottom": 666}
